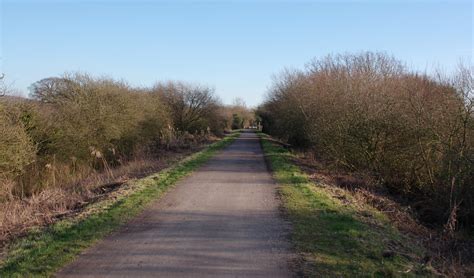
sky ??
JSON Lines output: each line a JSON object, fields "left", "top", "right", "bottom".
{"left": 1, "top": 0, "right": 472, "bottom": 106}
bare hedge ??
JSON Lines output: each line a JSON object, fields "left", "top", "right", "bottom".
{"left": 258, "top": 52, "right": 474, "bottom": 227}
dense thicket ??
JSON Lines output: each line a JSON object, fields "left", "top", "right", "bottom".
{"left": 0, "top": 73, "right": 235, "bottom": 200}
{"left": 258, "top": 52, "right": 474, "bottom": 227}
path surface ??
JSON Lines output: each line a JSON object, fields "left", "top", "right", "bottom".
{"left": 57, "top": 131, "right": 293, "bottom": 277}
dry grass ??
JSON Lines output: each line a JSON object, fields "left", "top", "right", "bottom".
{"left": 292, "top": 150, "right": 474, "bottom": 277}
{"left": 260, "top": 134, "right": 434, "bottom": 277}
{"left": 0, "top": 146, "right": 208, "bottom": 251}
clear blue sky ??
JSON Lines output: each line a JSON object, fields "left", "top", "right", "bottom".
{"left": 1, "top": 0, "right": 472, "bottom": 106}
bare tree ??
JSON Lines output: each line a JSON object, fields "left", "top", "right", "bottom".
{"left": 154, "top": 82, "right": 221, "bottom": 132}
{"left": 29, "top": 77, "right": 77, "bottom": 103}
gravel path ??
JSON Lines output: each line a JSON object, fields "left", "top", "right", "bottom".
{"left": 57, "top": 131, "right": 293, "bottom": 277}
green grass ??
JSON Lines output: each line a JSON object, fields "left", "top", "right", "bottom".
{"left": 0, "top": 133, "right": 239, "bottom": 277}
{"left": 258, "top": 132, "right": 435, "bottom": 277}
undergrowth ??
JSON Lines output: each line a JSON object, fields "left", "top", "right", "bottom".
{"left": 258, "top": 132, "right": 437, "bottom": 277}
{"left": 0, "top": 132, "right": 239, "bottom": 277}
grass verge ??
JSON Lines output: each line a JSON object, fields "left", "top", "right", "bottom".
{"left": 0, "top": 133, "right": 239, "bottom": 277}
{"left": 258, "top": 132, "right": 435, "bottom": 277}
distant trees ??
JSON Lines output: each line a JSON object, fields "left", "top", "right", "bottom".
{"left": 153, "top": 82, "right": 223, "bottom": 134}
{"left": 258, "top": 52, "right": 474, "bottom": 227}
{"left": 152, "top": 83, "right": 256, "bottom": 134}
{"left": 221, "top": 97, "right": 254, "bottom": 130}
{"left": 29, "top": 77, "right": 76, "bottom": 103}
{"left": 231, "top": 113, "right": 243, "bottom": 130}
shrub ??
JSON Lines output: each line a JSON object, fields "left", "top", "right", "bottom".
{"left": 0, "top": 103, "right": 36, "bottom": 179}
{"left": 30, "top": 74, "right": 171, "bottom": 164}
{"left": 258, "top": 52, "right": 474, "bottom": 227}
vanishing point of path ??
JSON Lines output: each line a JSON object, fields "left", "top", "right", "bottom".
{"left": 57, "top": 131, "right": 293, "bottom": 277}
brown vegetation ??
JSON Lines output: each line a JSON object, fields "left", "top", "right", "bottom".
{"left": 221, "top": 98, "right": 255, "bottom": 130}
{"left": 0, "top": 73, "right": 242, "bottom": 245}
{"left": 257, "top": 52, "right": 473, "bottom": 272}
{"left": 292, "top": 152, "right": 473, "bottom": 276}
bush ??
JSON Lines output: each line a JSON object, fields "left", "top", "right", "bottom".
{"left": 30, "top": 74, "right": 171, "bottom": 164}
{"left": 258, "top": 52, "right": 474, "bottom": 227}
{"left": 0, "top": 103, "right": 36, "bottom": 179}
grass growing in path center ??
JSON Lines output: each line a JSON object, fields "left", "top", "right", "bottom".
{"left": 258, "top": 133, "right": 435, "bottom": 277}
{"left": 0, "top": 133, "right": 239, "bottom": 277}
